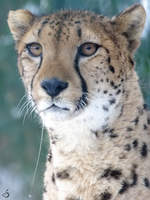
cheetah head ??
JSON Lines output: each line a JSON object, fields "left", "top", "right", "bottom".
{"left": 8, "top": 4, "right": 145, "bottom": 130}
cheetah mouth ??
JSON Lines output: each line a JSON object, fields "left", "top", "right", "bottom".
{"left": 39, "top": 103, "right": 70, "bottom": 114}
{"left": 38, "top": 93, "right": 88, "bottom": 116}
{"left": 46, "top": 104, "right": 70, "bottom": 112}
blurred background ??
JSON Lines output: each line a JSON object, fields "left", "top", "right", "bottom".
{"left": 0, "top": 0, "right": 150, "bottom": 199}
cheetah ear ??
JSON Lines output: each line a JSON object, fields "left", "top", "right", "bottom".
{"left": 111, "top": 4, "right": 146, "bottom": 53}
{"left": 7, "top": 9, "right": 34, "bottom": 42}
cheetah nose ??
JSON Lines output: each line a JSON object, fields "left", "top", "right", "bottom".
{"left": 40, "top": 77, "right": 68, "bottom": 98}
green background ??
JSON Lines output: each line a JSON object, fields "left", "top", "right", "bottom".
{"left": 0, "top": 0, "right": 150, "bottom": 199}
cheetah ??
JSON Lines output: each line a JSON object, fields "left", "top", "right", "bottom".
{"left": 8, "top": 4, "right": 150, "bottom": 200}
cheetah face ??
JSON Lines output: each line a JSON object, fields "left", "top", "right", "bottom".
{"left": 8, "top": 5, "right": 145, "bottom": 130}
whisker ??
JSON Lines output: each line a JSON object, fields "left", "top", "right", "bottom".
{"left": 28, "top": 123, "right": 44, "bottom": 199}
{"left": 16, "top": 94, "right": 27, "bottom": 110}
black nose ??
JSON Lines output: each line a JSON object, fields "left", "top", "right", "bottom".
{"left": 40, "top": 78, "right": 68, "bottom": 98}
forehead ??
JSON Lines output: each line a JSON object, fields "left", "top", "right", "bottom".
{"left": 23, "top": 11, "right": 111, "bottom": 45}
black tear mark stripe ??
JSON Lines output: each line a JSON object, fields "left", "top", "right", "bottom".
{"left": 30, "top": 55, "right": 43, "bottom": 108}
{"left": 31, "top": 55, "right": 43, "bottom": 91}
{"left": 74, "top": 53, "right": 88, "bottom": 107}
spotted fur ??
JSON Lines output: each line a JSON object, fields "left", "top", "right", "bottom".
{"left": 8, "top": 4, "right": 150, "bottom": 200}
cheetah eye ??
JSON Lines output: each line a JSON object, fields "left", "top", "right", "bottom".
{"left": 78, "top": 42, "right": 100, "bottom": 57}
{"left": 26, "top": 42, "right": 42, "bottom": 57}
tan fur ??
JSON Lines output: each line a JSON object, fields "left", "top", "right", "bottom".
{"left": 8, "top": 4, "right": 150, "bottom": 200}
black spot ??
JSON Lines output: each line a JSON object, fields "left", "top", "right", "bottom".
{"left": 103, "top": 105, "right": 109, "bottom": 112}
{"left": 116, "top": 89, "right": 121, "bottom": 95}
{"left": 102, "top": 128, "right": 109, "bottom": 134}
{"left": 38, "top": 18, "right": 49, "bottom": 36}
{"left": 110, "top": 169, "right": 122, "bottom": 179}
{"left": 124, "top": 144, "right": 131, "bottom": 151}
{"left": 147, "top": 118, "right": 150, "bottom": 125}
{"left": 42, "top": 18, "right": 49, "bottom": 25}
{"left": 56, "top": 170, "right": 70, "bottom": 179}
{"left": 109, "top": 133, "right": 118, "bottom": 138}
{"left": 109, "top": 129, "right": 114, "bottom": 133}
{"left": 105, "top": 48, "right": 110, "bottom": 54}
{"left": 52, "top": 173, "right": 55, "bottom": 184}
{"left": 143, "top": 104, "right": 148, "bottom": 110}
{"left": 119, "top": 181, "right": 129, "bottom": 194}
{"left": 114, "top": 85, "right": 118, "bottom": 89}
{"left": 109, "top": 98, "right": 116, "bottom": 105}
{"left": 130, "top": 170, "right": 138, "bottom": 186}
{"left": 101, "top": 168, "right": 111, "bottom": 178}
{"left": 77, "top": 27, "right": 82, "bottom": 38}
{"left": 74, "top": 21, "right": 81, "bottom": 24}
{"left": 109, "top": 65, "right": 115, "bottom": 73}
{"left": 144, "top": 124, "right": 148, "bottom": 130}
{"left": 129, "top": 56, "right": 134, "bottom": 66}
{"left": 110, "top": 81, "right": 114, "bottom": 87}
{"left": 107, "top": 57, "right": 111, "bottom": 63}
{"left": 101, "top": 191, "right": 112, "bottom": 200}
{"left": 51, "top": 135, "right": 58, "bottom": 144}
{"left": 103, "top": 90, "right": 108, "bottom": 94}
{"left": 122, "top": 32, "right": 129, "bottom": 38}
{"left": 48, "top": 151, "right": 52, "bottom": 162}
{"left": 101, "top": 168, "right": 122, "bottom": 179}
{"left": 56, "top": 26, "right": 62, "bottom": 41}
{"left": 118, "top": 105, "right": 124, "bottom": 118}
{"left": 144, "top": 178, "right": 150, "bottom": 188}
{"left": 141, "top": 142, "right": 148, "bottom": 157}
{"left": 127, "top": 127, "right": 133, "bottom": 132}
{"left": 132, "top": 117, "right": 139, "bottom": 125}
{"left": 132, "top": 139, "right": 138, "bottom": 148}
{"left": 91, "top": 130, "right": 99, "bottom": 137}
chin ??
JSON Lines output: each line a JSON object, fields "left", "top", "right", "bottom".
{"left": 37, "top": 99, "right": 87, "bottom": 125}
{"left": 40, "top": 109, "right": 74, "bottom": 126}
